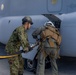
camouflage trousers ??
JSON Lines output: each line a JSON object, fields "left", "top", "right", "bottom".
{"left": 36, "top": 48, "right": 58, "bottom": 75}
{"left": 8, "top": 54, "right": 24, "bottom": 75}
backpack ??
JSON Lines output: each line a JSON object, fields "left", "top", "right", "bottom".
{"left": 40, "top": 25, "right": 62, "bottom": 47}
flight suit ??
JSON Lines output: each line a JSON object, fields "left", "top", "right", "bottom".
{"left": 6, "top": 25, "right": 29, "bottom": 75}
{"left": 32, "top": 26, "right": 58, "bottom": 75}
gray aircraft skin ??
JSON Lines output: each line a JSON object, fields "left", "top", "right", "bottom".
{"left": 0, "top": 0, "right": 76, "bottom": 16}
{"left": 0, "top": 0, "right": 76, "bottom": 59}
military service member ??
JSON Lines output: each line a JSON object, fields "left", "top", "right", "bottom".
{"left": 5, "top": 16, "right": 33, "bottom": 75}
{"left": 32, "top": 21, "right": 61, "bottom": 75}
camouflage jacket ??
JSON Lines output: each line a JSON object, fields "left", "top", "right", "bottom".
{"left": 5, "top": 25, "right": 29, "bottom": 54}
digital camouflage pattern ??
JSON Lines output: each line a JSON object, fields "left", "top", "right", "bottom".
{"left": 5, "top": 25, "right": 29, "bottom": 75}
{"left": 8, "top": 55, "right": 24, "bottom": 75}
{"left": 6, "top": 25, "right": 29, "bottom": 54}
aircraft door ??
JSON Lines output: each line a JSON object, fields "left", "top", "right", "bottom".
{"left": 47, "top": 0, "right": 62, "bottom": 12}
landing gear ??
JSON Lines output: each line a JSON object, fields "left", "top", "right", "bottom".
{"left": 24, "top": 56, "right": 51, "bottom": 73}
{"left": 45, "top": 56, "right": 51, "bottom": 69}
{"left": 24, "top": 59, "right": 37, "bottom": 72}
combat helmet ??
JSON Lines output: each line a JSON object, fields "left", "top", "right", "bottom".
{"left": 44, "top": 21, "right": 55, "bottom": 27}
{"left": 22, "top": 16, "right": 33, "bottom": 25}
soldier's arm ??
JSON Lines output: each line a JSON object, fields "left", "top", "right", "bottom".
{"left": 18, "top": 29, "right": 29, "bottom": 52}
{"left": 32, "top": 26, "right": 44, "bottom": 39}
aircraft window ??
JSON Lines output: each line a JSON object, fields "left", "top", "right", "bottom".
{"left": 51, "top": 0, "right": 57, "bottom": 4}
{"left": 1, "top": 4, "right": 4, "bottom": 10}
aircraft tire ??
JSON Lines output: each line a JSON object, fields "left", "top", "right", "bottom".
{"left": 24, "top": 59, "right": 37, "bottom": 72}
{"left": 45, "top": 56, "right": 51, "bottom": 69}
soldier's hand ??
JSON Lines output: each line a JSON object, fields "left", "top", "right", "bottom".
{"left": 23, "top": 47, "right": 29, "bottom": 53}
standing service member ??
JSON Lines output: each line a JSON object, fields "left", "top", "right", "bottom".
{"left": 6, "top": 16, "right": 33, "bottom": 75}
{"left": 32, "top": 21, "right": 61, "bottom": 75}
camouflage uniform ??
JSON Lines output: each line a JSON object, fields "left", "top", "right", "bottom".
{"left": 32, "top": 26, "right": 58, "bottom": 75}
{"left": 6, "top": 25, "right": 29, "bottom": 75}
